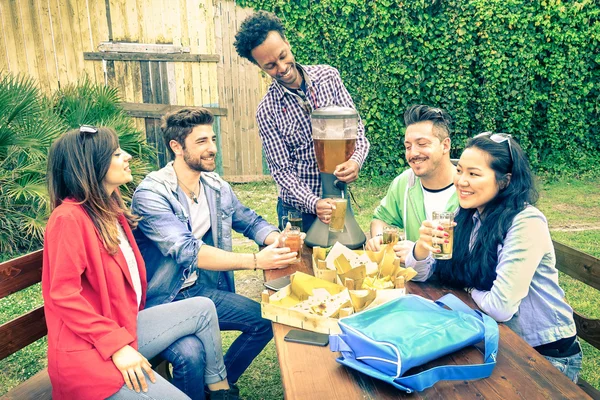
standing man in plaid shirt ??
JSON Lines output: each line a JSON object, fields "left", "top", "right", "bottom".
{"left": 234, "top": 11, "right": 370, "bottom": 232}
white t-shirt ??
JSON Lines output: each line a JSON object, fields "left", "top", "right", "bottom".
{"left": 422, "top": 182, "right": 456, "bottom": 221}
{"left": 181, "top": 182, "right": 211, "bottom": 288}
{"left": 116, "top": 222, "right": 142, "bottom": 308}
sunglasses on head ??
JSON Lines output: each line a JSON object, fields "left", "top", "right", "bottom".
{"left": 475, "top": 131, "right": 513, "bottom": 163}
{"left": 79, "top": 125, "right": 98, "bottom": 137}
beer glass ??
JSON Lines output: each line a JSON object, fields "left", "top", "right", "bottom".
{"left": 283, "top": 226, "right": 302, "bottom": 263}
{"left": 432, "top": 211, "right": 454, "bottom": 260}
{"left": 382, "top": 226, "right": 401, "bottom": 245}
{"left": 329, "top": 197, "right": 348, "bottom": 233}
{"left": 282, "top": 210, "right": 303, "bottom": 231}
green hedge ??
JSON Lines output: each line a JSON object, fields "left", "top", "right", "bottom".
{"left": 239, "top": 0, "right": 600, "bottom": 179}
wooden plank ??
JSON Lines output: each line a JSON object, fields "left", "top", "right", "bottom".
{"left": 159, "top": 61, "right": 170, "bottom": 105}
{"left": 37, "top": 0, "right": 61, "bottom": 92}
{"left": 4, "top": 0, "right": 28, "bottom": 75}
{"left": 214, "top": 0, "right": 228, "bottom": 172}
{"left": 180, "top": 1, "right": 194, "bottom": 106}
{"left": 0, "top": 306, "right": 47, "bottom": 361}
{"left": 98, "top": 42, "right": 189, "bottom": 53}
{"left": 574, "top": 311, "right": 600, "bottom": 350}
{"left": 0, "top": 4, "right": 10, "bottom": 72}
{"left": 578, "top": 379, "right": 600, "bottom": 400}
{"left": 75, "top": 0, "right": 99, "bottom": 83}
{"left": 230, "top": 3, "right": 243, "bottom": 177}
{"left": 2, "top": 369, "right": 52, "bottom": 400}
{"left": 121, "top": 102, "right": 227, "bottom": 117}
{"left": 88, "top": 0, "right": 110, "bottom": 82}
{"left": 0, "top": 250, "right": 43, "bottom": 299}
{"left": 83, "top": 51, "right": 219, "bottom": 62}
{"left": 57, "top": 0, "right": 82, "bottom": 86}
{"left": 47, "top": 0, "right": 69, "bottom": 86}
{"left": 553, "top": 240, "right": 600, "bottom": 291}
{"left": 110, "top": 0, "right": 139, "bottom": 42}
{"left": 21, "top": 0, "right": 49, "bottom": 92}
{"left": 186, "top": 0, "right": 205, "bottom": 106}
{"left": 220, "top": 1, "right": 235, "bottom": 176}
{"left": 149, "top": 61, "right": 162, "bottom": 103}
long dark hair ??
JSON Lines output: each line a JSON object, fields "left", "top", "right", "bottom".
{"left": 47, "top": 127, "right": 139, "bottom": 254}
{"left": 436, "top": 134, "right": 539, "bottom": 290}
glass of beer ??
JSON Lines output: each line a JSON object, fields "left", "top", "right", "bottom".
{"left": 329, "top": 196, "right": 348, "bottom": 233}
{"left": 432, "top": 211, "right": 454, "bottom": 260}
{"left": 282, "top": 211, "right": 303, "bottom": 231}
{"left": 283, "top": 226, "right": 302, "bottom": 263}
{"left": 382, "top": 226, "right": 401, "bottom": 245}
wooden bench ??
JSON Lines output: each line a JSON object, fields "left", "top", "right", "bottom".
{"left": 0, "top": 250, "right": 171, "bottom": 399}
{"left": 0, "top": 250, "right": 50, "bottom": 399}
{"left": 553, "top": 240, "right": 600, "bottom": 399}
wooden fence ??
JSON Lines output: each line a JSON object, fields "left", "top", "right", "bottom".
{"left": 0, "top": 0, "right": 270, "bottom": 181}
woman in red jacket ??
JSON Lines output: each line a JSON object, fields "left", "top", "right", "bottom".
{"left": 43, "top": 126, "right": 236, "bottom": 400}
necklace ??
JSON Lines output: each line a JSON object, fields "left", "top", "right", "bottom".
{"left": 177, "top": 179, "right": 199, "bottom": 204}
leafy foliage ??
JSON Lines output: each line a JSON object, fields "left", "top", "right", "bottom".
{"left": 0, "top": 74, "right": 65, "bottom": 254}
{"left": 238, "top": 0, "right": 600, "bottom": 179}
{"left": 0, "top": 74, "right": 156, "bottom": 256}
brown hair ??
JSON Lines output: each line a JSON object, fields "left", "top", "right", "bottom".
{"left": 404, "top": 105, "right": 452, "bottom": 141}
{"left": 47, "top": 127, "right": 139, "bottom": 254}
{"left": 161, "top": 108, "right": 214, "bottom": 159}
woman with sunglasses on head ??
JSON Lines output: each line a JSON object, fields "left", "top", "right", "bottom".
{"left": 405, "top": 132, "right": 582, "bottom": 382}
{"left": 43, "top": 126, "right": 237, "bottom": 400}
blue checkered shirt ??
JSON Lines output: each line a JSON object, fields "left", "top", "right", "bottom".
{"left": 256, "top": 64, "right": 370, "bottom": 214}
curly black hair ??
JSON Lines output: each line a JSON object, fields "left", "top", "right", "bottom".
{"left": 234, "top": 11, "right": 286, "bottom": 64}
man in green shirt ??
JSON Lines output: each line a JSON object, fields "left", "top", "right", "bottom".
{"left": 366, "top": 105, "right": 458, "bottom": 263}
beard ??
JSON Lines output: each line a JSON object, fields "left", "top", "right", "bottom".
{"left": 183, "top": 150, "right": 216, "bottom": 173}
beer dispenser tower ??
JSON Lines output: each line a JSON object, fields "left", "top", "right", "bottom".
{"left": 304, "top": 106, "right": 366, "bottom": 249}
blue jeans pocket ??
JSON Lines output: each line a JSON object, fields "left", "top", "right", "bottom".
{"left": 544, "top": 351, "right": 583, "bottom": 383}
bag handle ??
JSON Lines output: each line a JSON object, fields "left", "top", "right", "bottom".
{"left": 394, "top": 294, "right": 499, "bottom": 391}
{"left": 435, "top": 293, "right": 478, "bottom": 316}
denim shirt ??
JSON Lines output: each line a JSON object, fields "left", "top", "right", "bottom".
{"left": 405, "top": 205, "right": 577, "bottom": 347}
{"left": 131, "top": 162, "right": 278, "bottom": 308}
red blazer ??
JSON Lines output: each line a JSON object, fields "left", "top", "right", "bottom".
{"left": 42, "top": 199, "right": 147, "bottom": 399}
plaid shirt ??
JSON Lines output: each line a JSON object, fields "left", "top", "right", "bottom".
{"left": 256, "top": 64, "right": 370, "bottom": 214}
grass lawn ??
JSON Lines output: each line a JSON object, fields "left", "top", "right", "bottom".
{"left": 1, "top": 177, "right": 599, "bottom": 398}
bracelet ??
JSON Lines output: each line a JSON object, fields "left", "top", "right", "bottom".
{"left": 375, "top": 233, "right": 383, "bottom": 237}
{"left": 253, "top": 253, "right": 258, "bottom": 271}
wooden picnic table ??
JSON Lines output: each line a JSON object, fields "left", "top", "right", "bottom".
{"left": 264, "top": 245, "right": 591, "bottom": 400}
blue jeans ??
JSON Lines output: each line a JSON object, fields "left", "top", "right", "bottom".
{"left": 544, "top": 350, "right": 583, "bottom": 383}
{"left": 109, "top": 297, "right": 227, "bottom": 399}
{"left": 166, "top": 284, "right": 273, "bottom": 390}
{"left": 277, "top": 198, "right": 316, "bottom": 232}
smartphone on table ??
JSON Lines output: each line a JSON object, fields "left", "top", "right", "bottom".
{"left": 264, "top": 275, "right": 291, "bottom": 291}
{"left": 284, "top": 329, "right": 330, "bottom": 347}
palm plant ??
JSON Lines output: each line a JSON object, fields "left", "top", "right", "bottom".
{"left": 0, "top": 73, "right": 66, "bottom": 254}
{"left": 0, "top": 74, "right": 157, "bottom": 256}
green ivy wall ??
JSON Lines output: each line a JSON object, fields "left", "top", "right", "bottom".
{"left": 239, "top": 0, "right": 600, "bottom": 179}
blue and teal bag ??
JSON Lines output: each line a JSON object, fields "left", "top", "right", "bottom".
{"left": 329, "top": 294, "right": 499, "bottom": 393}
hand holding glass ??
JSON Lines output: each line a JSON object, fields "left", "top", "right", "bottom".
{"left": 382, "top": 226, "right": 403, "bottom": 245}
{"left": 329, "top": 197, "right": 348, "bottom": 233}
{"left": 281, "top": 226, "right": 302, "bottom": 263}
{"left": 432, "top": 211, "right": 454, "bottom": 260}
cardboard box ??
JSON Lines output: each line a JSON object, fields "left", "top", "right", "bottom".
{"left": 261, "top": 272, "right": 406, "bottom": 334}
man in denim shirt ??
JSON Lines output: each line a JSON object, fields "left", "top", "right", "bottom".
{"left": 131, "top": 108, "right": 298, "bottom": 397}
